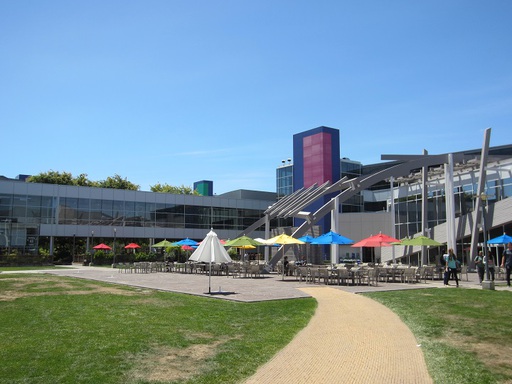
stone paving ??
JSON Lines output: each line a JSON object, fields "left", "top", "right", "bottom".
{"left": 8, "top": 265, "right": 511, "bottom": 383}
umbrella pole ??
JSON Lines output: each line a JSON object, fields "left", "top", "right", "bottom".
{"left": 208, "top": 262, "right": 212, "bottom": 294}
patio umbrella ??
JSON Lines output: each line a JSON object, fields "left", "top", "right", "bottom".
{"left": 224, "top": 235, "right": 263, "bottom": 261}
{"left": 310, "top": 231, "right": 354, "bottom": 265}
{"left": 224, "top": 235, "right": 263, "bottom": 247}
{"left": 189, "top": 229, "right": 232, "bottom": 294}
{"left": 394, "top": 236, "right": 443, "bottom": 265}
{"left": 93, "top": 243, "right": 112, "bottom": 250}
{"left": 153, "top": 239, "right": 174, "bottom": 248}
{"left": 352, "top": 233, "right": 400, "bottom": 264}
{"left": 124, "top": 242, "right": 141, "bottom": 254}
{"left": 400, "top": 236, "right": 443, "bottom": 246}
{"left": 487, "top": 233, "right": 512, "bottom": 244}
{"left": 124, "top": 243, "right": 141, "bottom": 249}
{"left": 298, "top": 235, "right": 315, "bottom": 243}
{"left": 310, "top": 231, "right": 354, "bottom": 245}
{"left": 266, "top": 233, "right": 305, "bottom": 245}
{"left": 181, "top": 245, "right": 195, "bottom": 251}
{"left": 174, "top": 238, "right": 199, "bottom": 247}
{"left": 352, "top": 233, "right": 400, "bottom": 248}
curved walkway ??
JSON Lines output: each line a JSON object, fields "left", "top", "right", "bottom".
{"left": 244, "top": 286, "right": 433, "bottom": 384}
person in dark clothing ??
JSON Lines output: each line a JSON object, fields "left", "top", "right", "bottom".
{"left": 501, "top": 242, "right": 512, "bottom": 287}
{"left": 475, "top": 251, "right": 485, "bottom": 283}
{"left": 283, "top": 256, "right": 290, "bottom": 276}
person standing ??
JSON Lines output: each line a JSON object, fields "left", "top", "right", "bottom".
{"left": 442, "top": 249, "right": 450, "bottom": 285}
{"left": 445, "top": 248, "right": 459, "bottom": 287}
{"left": 475, "top": 251, "right": 485, "bottom": 283}
{"left": 501, "top": 242, "right": 512, "bottom": 287}
{"left": 283, "top": 256, "right": 290, "bottom": 276}
{"left": 484, "top": 251, "right": 496, "bottom": 282}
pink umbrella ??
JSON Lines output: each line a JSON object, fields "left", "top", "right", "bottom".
{"left": 182, "top": 245, "right": 195, "bottom": 251}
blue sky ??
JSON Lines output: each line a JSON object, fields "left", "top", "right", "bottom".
{"left": 1, "top": 1, "right": 511, "bottom": 194}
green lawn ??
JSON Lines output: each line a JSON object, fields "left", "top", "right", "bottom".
{"left": 365, "top": 288, "right": 512, "bottom": 384}
{"left": 0, "top": 274, "right": 316, "bottom": 384}
{"left": 2, "top": 274, "right": 511, "bottom": 384}
{"left": 0, "top": 266, "right": 73, "bottom": 272}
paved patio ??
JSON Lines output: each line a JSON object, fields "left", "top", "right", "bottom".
{"left": 38, "top": 264, "right": 509, "bottom": 302}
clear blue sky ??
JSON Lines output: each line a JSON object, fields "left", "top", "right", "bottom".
{"left": 1, "top": 1, "right": 511, "bottom": 194}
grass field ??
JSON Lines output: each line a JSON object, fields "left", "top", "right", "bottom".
{"left": 1, "top": 273, "right": 511, "bottom": 383}
{"left": 365, "top": 288, "right": 512, "bottom": 384}
{"left": 0, "top": 273, "right": 316, "bottom": 384}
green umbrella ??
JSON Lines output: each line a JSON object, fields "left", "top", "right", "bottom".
{"left": 399, "top": 236, "right": 443, "bottom": 246}
{"left": 153, "top": 239, "right": 174, "bottom": 248}
{"left": 224, "top": 235, "right": 263, "bottom": 247}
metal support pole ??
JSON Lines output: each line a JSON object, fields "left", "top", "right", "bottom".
{"left": 481, "top": 194, "right": 495, "bottom": 290}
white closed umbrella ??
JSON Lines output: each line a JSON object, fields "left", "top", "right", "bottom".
{"left": 189, "top": 229, "right": 232, "bottom": 293}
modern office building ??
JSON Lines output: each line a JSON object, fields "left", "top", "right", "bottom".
{"left": 273, "top": 127, "right": 512, "bottom": 265}
{"left": 0, "top": 180, "right": 277, "bottom": 256}
{"left": 2, "top": 126, "right": 511, "bottom": 268}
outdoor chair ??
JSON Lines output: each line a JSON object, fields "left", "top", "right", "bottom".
{"left": 403, "top": 267, "right": 418, "bottom": 283}
{"left": 249, "top": 264, "right": 262, "bottom": 278}
{"left": 317, "top": 268, "right": 331, "bottom": 285}
{"left": 306, "top": 267, "right": 319, "bottom": 284}
{"left": 336, "top": 268, "right": 350, "bottom": 285}
{"left": 211, "top": 263, "right": 222, "bottom": 276}
{"left": 296, "top": 266, "right": 308, "bottom": 282}
{"left": 458, "top": 265, "right": 469, "bottom": 281}
{"left": 367, "top": 268, "right": 378, "bottom": 286}
{"left": 226, "top": 263, "right": 240, "bottom": 278}
{"left": 422, "top": 265, "right": 434, "bottom": 281}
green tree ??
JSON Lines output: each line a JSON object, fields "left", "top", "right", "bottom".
{"left": 27, "top": 171, "right": 74, "bottom": 185}
{"left": 97, "top": 174, "right": 140, "bottom": 190}
{"left": 73, "top": 173, "right": 94, "bottom": 187}
{"left": 150, "top": 183, "right": 199, "bottom": 195}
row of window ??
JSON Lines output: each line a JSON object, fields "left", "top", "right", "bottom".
{"left": 394, "top": 177, "right": 512, "bottom": 239}
{"left": 0, "top": 195, "right": 264, "bottom": 231}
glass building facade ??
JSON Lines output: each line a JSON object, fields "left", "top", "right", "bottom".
{"left": 394, "top": 171, "right": 512, "bottom": 240}
{"left": 0, "top": 180, "right": 276, "bottom": 254}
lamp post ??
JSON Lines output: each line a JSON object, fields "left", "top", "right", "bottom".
{"left": 112, "top": 228, "right": 117, "bottom": 268}
{"left": 90, "top": 231, "right": 94, "bottom": 266}
{"left": 481, "top": 193, "right": 495, "bottom": 290}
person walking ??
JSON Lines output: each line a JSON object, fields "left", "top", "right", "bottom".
{"left": 445, "top": 248, "right": 459, "bottom": 287}
{"left": 475, "top": 251, "right": 485, "bottom": 283}
{"left": 501, "top": 242, "right": 512, "bottom": 287}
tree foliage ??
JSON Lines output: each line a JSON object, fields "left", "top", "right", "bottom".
{"left": 27, "top": 171, "right": 139, "bottom": 190}
{"left": 27, "top": 171, "right": 75, "bottom": 185}
{"left": 96, "top": 174, "right": 139, "bottom": 190}
{"left": 150, "top": 183, "right": 200, "bottom": 195}
{"left": 26, "top": 171, "right": 197, "bottom": 194}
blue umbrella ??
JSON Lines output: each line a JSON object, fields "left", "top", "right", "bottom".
{"left": 173, "top": 238, "right": 199, "bottom": 247}
{"left": 487, "top": 234, "right": 512, "bottom": 244}
{"left": 298, "top": 235, "right": 315, "bottom": 243}
{"left": 310, "top": 231, "right": 354, "bottom": 245}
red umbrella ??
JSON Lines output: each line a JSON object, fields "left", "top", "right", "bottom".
{"left": 182, "top": 245, "right": 195, "bottom": 251}
{"left": 124, "top": 243, "right": 141, "bottom": 249}
{"left": 352, "top": 233, "right": 400, "bottom": 264}
{"left": 93, "top": 243, "right": 112, "bottom": 250}
{"left": 352, "top": 233, "right": 400, "bottom": 248}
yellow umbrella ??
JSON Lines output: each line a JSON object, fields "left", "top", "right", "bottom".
{"left": 266, "top": 233, "right": 305, "bottom": 245}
